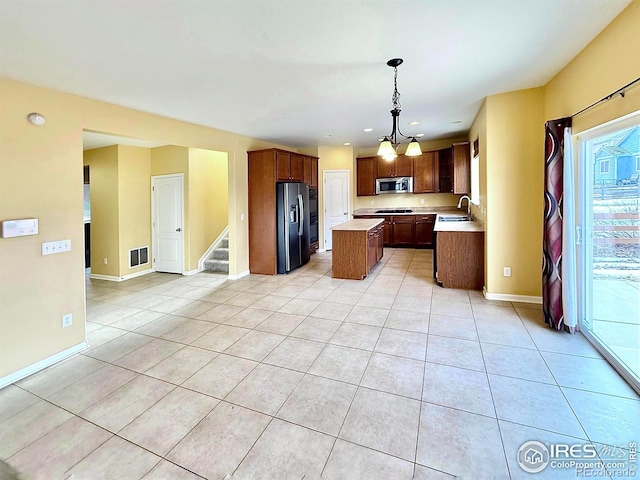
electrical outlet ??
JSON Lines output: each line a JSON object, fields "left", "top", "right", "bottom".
{"left": 240, "top": 213, "right": 245, "bottom": 221}
{"left": 103, "top": 257, "right": 108, "bottom": 265}
{"left": 503, "top": 267, "right": 512, "bottom": 277}
{"left": 62, "top": 313, "right": 72, "bottom": 328}
{"left": 420, "top": 198, "right": 425, "bottom": 204}
{"left": 370, "top": 200, "right": 374, "bottom": 205}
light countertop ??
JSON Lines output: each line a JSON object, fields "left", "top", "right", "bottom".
{"left": 433, "top": 213, "right": 485, "bottom": 232}
{"left": 332, "top": 218, "right": 384, "bottom": 231}
{"left": 353, "top": 207, "right": 462, "bottom": 216}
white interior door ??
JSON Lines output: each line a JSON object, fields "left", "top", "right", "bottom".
{"left": 152, "top": 174, "right": 184, "bottom": 273}
{"left": 323, "top": 170, "right": 350, "bottom": 251}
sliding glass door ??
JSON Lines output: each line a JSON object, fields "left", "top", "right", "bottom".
{"left": 578, "top": 114, "right": 640, "bottom": 392}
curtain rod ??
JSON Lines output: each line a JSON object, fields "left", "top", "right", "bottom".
{"left": 571, "top": 76, "right": 640, "bottom": 118}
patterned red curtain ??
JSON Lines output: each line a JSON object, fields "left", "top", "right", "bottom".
{"left": 543, "top": 117, "right": 572, "bottom": 331}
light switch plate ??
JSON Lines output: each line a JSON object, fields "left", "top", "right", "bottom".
{"left": 42, "top": 240, "right": 71, "bottom": 255}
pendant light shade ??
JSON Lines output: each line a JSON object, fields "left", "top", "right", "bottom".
{"left": 377, "top": 137, "right": 394, "bottom": 157}
{"left": 404, "top": 138, "right": 422, "bottom": 157}
{"left": 377, "top": 58, "right": 422, "bottom": 161}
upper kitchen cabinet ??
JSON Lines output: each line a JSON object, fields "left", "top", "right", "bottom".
{"left": 452, "top": 141, "right": 471, "bottom": 194}
{"left": 413, "top": 151, "right": 439, "bottom": 194}
{"left": 377, "top": 154, "right": 413, "bottom": 178}
{"left": 356, "top": 156, "right": 377, "bottom": 196}
{"left": 438, "top": 147, "right": 453, "bottom": 193}
{"left": 276, "top": 151, "right": 304, "bottom": 182}
{"left": 303, "top": 156, "right": 319, "bottom": 188}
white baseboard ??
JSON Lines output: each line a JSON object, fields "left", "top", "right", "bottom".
{"left": 228, "top": 270, "right": 249, "bottom": 280}
{"left": 0, "top": 341, "right": 89, "bottom": 390}
{"left": 317, "top": 249, "right": 327, "bottom": 253}
{"left": 89, "top": 268, "right": 154, "bottom": 282}
{"left": 483, "top": 287, "right": 542, "bottom": 304}
{"left": 183, "top": 268, "right": 202, "bottom": 276}
{"left": 198, "top": 226, "right": 230, "bottom": 270}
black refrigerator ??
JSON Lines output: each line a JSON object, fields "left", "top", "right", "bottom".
{"left": 276, "top": 182, "right": 310, "bottom": 274}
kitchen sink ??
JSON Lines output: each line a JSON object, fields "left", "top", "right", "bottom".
{"left": 374, "top": 209, "right": 413, "bottom": 214}
{"left": 438, "top": 215, "right": 472, "bottom": 222}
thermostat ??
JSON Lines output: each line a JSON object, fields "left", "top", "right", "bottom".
{"left": 2, "top": 218, "right": 39, "bottom": 238}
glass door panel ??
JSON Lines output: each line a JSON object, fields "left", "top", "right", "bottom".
{"left": 579, "top": 118, "right": 640, "bottom": 391}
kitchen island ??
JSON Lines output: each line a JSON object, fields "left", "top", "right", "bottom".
{"left": 434, "top": 214, "right": 485, "bottom": 290}
{"left": 331, "top": 218, "right": 384, "bottom": 280}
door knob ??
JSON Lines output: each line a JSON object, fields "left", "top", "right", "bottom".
{"left": 176, "top": 228, "right": 182, "bottom": 232}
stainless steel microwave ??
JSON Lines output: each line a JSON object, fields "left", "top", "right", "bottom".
{"left": 376, "top": 177, "right": 414, "bottom": 194}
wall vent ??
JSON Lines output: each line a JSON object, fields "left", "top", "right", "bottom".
{"left": 129, "top": 246, "right": 149, "bottom": 268}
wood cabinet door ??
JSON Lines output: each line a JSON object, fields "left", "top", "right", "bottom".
{"left": 395, "top": 154, "right": 413, "bottom": 177}
{"left": 311, "top": 157, "right": 318, "bottom": 188}
{"left": 276, "top": 151, "right": 291, "bottom": 180}
{"left": 383, "top": 218, "right": 394, "bottom": 245}
{"left": 367, "top": 231, "right": 377, "bottom": 273}
{"left": 393, "top": 216, "right": 415, "bottom": 245}
{"left": 413, "top": 151, "right": 438, "bottom": 193}
{"left": 452, "top": 142, "right": 471, "bottom": 194}
{"left": 376, "top": 156, "right": 394, "bottom": 178}
{"left": 356, "top": 157, "right": 377, "bottom": 196}
{"left": 303, "top": 156, "right": 312, "bottom": 185}
{"left": 290, "top": 154, "right": 304, "bottom": 182}
{"left": 415, "top": 215, "right": 436, "bottom": 247}
{"left": 438, "top": 147, "right": 453, "bottom": 193}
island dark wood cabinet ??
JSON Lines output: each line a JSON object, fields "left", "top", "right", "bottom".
{"left": 356, "top": 156, "right": 377, "bottom": 196}
{"left": 436, "top": 230, "right": 484, "bottom": 289}
{"left": 332, "top": 219, "right": 384, "bottom": 280}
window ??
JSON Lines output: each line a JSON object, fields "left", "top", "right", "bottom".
{"left": 600, "top": 159, "right": 610, "bottom": 174}
{"left": 470, "top": 154, "right": 480, "bottom": 205}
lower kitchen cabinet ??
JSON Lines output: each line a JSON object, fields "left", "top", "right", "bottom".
{"left": 415, "top": 214, "right": 436, "bottom": 247}
{"left": 332, "top": 219, "right": 384, "bottom": 280}
{"left": 392, "top": 217, "right": 415, "bottom": 246}
{"left": 435, "top": 230, "right": 484, "bottom": 289}
{"left": 353, "top": 214, "right": 435, "bottom": 248}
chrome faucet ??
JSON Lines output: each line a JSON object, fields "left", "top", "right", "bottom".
{"left": 457, "top": 195, "right": 472, "bottom": 217}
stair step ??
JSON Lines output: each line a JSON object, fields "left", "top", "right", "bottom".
{"left": 204, "top": 259, "right": 229, "bottom": 274}
{"left": 211, "top": 248, "right": 229, "bottom": 260}
{"left": 220, "top": 238, "right": 229, "bottom": 248}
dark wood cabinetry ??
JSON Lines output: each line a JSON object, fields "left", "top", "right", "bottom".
{"left": 276, "top": 151, "right": 304, "bottom": 182}
{"left": 302, "top": 156, "right": 318, "bottom": 188}
{"left": 392, "top": 216, "right": 415, "bottom": 246}
{"left": 438, "top": 148, "right": 453, "bottom": 193}
{"left": 413, "top": 152, "right": 439, "bottom": 194}
{"left": 415, "top": 214, "right": 436, "bottom": 247}
{"left": 452, "top": 142, "right": 471, "bottom": 194}
{"left": 354, "top": 214, "right": 435, "bottom": 248}
{"left": 377, "top": 155, "right": 413, "bottom": 178}
{"left": 356, "top": 157, "right": 377, "bottom": 196}
{"left": 436, "top": 230, "right": 484, "bottom": 289}
{"left": 248, "top": 148, "right": 319, "bottom": 274}
{"left": 332, "top": 219, "right": 384, "bottom": 280}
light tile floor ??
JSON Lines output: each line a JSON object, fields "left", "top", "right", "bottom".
{"left": 1, "top": 249, "right": 639, "bottom": 479}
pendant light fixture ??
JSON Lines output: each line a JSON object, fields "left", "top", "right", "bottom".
{"left": 377, "top": 58, "right": 422, "bottom": 161}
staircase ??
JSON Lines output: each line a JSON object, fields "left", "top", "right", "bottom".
{"left": 203, "top": 235, "right": 229, "bottom": 274}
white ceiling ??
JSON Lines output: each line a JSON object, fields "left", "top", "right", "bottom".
{"left": 0, "top": 0, "right": 631, "bottom": 149}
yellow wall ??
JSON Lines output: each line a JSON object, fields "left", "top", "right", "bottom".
{"left": 188, "top": 148, "right": 229, "bottom": 271}
{"left": 118, "top": 146, "right": 152, "bottom": 276}
{"left": 545, "top": 0, "right": 640, "bottom": 133}
{"left": 0, "top": 77, "right": 290, "bottom": 379}
{"left": 83, "top": 146, "right": 120, "bottom": 276}
{"left": 484, "top": 88, "right": 545, "bottom": 297}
